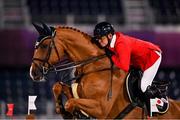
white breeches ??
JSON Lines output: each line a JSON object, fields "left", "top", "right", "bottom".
{"left": 141, "top": 51, "right": 162, "bottom": 92}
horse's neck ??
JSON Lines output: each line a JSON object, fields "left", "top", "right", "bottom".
{"left": 58, "top": 29, "right": 103, "bottom": 61}
{"left": 69, "top": 43, "right": 102, "bottom": 62}
{"left": 67, "top": 46, "right": 99, "bottom": 61}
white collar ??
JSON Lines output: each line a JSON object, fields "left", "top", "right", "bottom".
{"left": 110, "top": 34, "right": 116, "bottom": 48}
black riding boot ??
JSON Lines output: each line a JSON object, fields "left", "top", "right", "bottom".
{"left": 144, "top": 85, "right": 169, "bottom": 115}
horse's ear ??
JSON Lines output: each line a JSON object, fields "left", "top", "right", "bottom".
{"left": 42, "top": 22, "right": 52, "bottom": 35}
{"left": 32, "top": 22, "right": 45, "bottom": 35}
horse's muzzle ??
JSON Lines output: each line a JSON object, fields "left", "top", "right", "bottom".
{"left": 30, "top": 66, "right": 46, "bottom": 82}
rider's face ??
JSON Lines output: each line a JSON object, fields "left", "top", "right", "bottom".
{"left": 98, "top": 34, "right": 113, "bottom": 47}
{"left": 98, "top": 36, "right": 108, "bottom": 47}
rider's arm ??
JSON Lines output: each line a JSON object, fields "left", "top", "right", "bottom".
{"left": 111, "top": 42, "right": 131, "bottom": 72}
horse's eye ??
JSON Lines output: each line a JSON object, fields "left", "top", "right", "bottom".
{"left": 40, "top": 44, "right": 48, "bottom": 49}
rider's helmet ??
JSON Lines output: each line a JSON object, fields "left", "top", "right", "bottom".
{"left": 93, "top": 22, "right": 114, "bottom": 39}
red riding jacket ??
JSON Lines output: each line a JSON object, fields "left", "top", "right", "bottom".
{"left": 109, "top": 32, "right": 161, "bottom": 72}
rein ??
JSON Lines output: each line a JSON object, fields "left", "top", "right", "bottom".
{"left": 48, "top": 54, "right": 107, "bottom": 73}
{"left": 48, "top": 54, "right": 109, "bottom": 87}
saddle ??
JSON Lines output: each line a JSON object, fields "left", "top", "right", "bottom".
{"left": 126, "top": 68, "right": 170, "bottom": 116}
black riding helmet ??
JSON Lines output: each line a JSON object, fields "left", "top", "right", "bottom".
{"left": 93, "top": 22, "right": 115, "bottom": 39}
{"left": 92, "top": 22, "right": 115, "bottom": 48}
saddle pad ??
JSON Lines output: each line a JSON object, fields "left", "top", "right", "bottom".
{"left": 72, "top": 83, "right": 79, "bottom": 99}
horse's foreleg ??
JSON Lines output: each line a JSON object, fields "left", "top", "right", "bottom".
{"left": 52, "top": 82, "right": 63, "bottom": 113}
{"left": 65, "top": 98, "right": 105, "bottom": 118}
{"left": 62, "top": 83, "right": 73, "bottom": 99}
{"left": 64, "top": 81, "right": 126, "bottom": 118}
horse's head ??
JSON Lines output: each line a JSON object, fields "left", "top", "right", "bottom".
{"left": 30, "top": 23, "right": 64, "bottom": 81}
{"left": 30, "top": 23, "right": 104, "bottom": 82}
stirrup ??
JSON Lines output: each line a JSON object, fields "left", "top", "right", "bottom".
{"left": 150, "top": 97, "right": 169, "bottom": 116}
{"left": 157, "top": 97, "right": 169, "bottom": 114}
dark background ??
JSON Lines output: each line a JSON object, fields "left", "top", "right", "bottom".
{"left": 0, "top": 0, "right": 180, "bottom": 119}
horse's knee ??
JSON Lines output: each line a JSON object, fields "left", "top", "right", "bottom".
{"left": 65, "top": 99, "right": 75, "bottom": 113}
{"left": 52, "top": 82, "right": 62, "bottom": 95}
{"left": 62, "top": 84, "right": 73, "bottom": 98}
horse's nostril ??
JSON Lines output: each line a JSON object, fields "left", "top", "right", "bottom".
{"left": 32, "top": 70, "right": 38, "bottom": 77}
{"left": 30, "top": 68, "right": 42, "bottom": 80}
{"left": 35, "top": 69, "right": 42, "bottom": 77}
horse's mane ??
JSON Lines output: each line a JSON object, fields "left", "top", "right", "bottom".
{"left": 57, "top": 26, "right": 92, "bottom": 39}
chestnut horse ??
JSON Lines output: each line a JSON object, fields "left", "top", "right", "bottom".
{"left": 30, "top": 23, "right": 180, "bottom": 119}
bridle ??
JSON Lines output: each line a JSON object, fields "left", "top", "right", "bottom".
{"left": 32, "top": 30, "right": 61, "bottom": 76}
{"left": 32, "top": 30, "right": 107, "bottom": 79}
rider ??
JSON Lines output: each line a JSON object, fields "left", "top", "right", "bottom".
{"left": 92, "top": 21, "right": 169, "bottom": 113}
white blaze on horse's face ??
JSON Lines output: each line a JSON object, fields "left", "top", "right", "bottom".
{"left": 29, "top": 66, "right": 34, "bottom": 80}
{"left": 35, "top": 41, "right": 40, "bottom": 48}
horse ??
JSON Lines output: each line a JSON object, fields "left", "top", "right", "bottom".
{"left": 29, "top": 23, "right": 180, "bottom": 119}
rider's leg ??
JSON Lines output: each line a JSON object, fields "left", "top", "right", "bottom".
{"left": 140, "top": 51, "right": 169, "bottom": 114}
{"left": 140, "top": 51, "right": 162, "bottom": 94}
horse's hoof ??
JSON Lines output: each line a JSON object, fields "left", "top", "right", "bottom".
{"left": 55, "top": 107, "right": 61, "bottom": 114}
